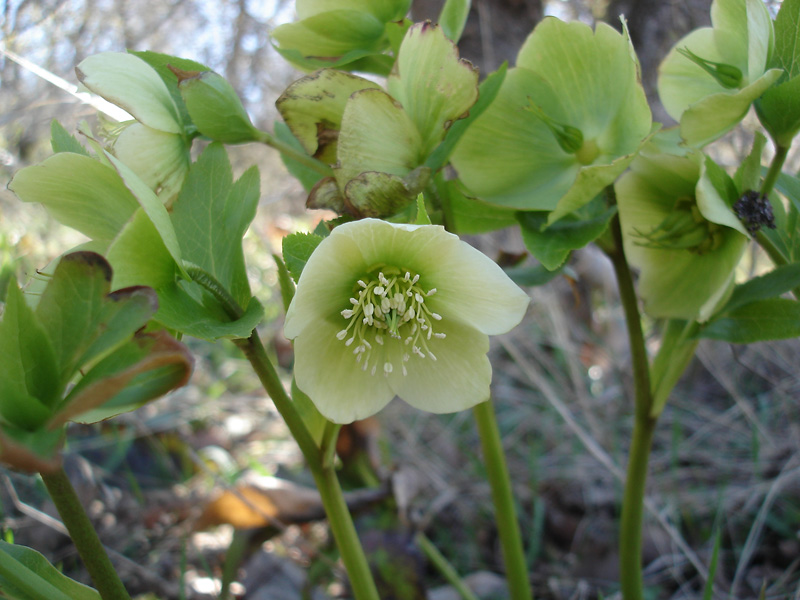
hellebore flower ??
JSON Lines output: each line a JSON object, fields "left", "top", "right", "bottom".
{"left": 77, "top": 52, "right": 190, "bottom": 203}
{"left": 284, "top": 219, "right": 530, "bottom": 424}
{"left": 276, "top": 22, "right": 478, "bottom": 218}
{"left": 271, "top": 0, "right": 412, "bottom": 74}
{"left": 616, "top": 147, "right": 749, "bottom": 320}
{"left": 658, "top": 0, "right": 780, "bottom": 147}
{"left": 450, "top": 17, "right": 652, "bottom": 224}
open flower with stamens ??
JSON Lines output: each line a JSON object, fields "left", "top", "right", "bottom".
{"left": 284, "top": 219, "right": 530, "bottom": 424}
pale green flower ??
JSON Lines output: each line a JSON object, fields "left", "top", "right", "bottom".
{"left": 271, "top": 0, "right": 412, "bottom": 74}
{"left": 277, "top": 22, "right": 477, "bottom": 218}
{"left": 77, "top": 52, "right": 190, "bottom": 203}
{"left": 658, "top": 0, "right": 781, "bottom": 147}
{"left": 284, "top": 219, "right": 529, "bottom": 423}
{"left": 616, "top": 148, "right": 749, "bottom": 320}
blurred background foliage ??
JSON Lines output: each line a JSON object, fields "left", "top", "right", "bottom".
{"left": 2, "top": 1, "right": 800, "bottom": 599}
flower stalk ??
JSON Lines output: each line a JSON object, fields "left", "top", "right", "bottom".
{"left": 40, "top": 468, "right": 132, "bottom": 600}
{"left": 605, "top": 187, "right": 656, "bottom": 600}
{"left": 473, "top": 400, "right": 533, "bottom": 600}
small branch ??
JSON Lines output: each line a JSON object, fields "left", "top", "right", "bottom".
{"left": 416, "top": 532, "right": 480, "bottom": 600}
{"left": 759, "top": 144, "right": 789, "bottom": 199}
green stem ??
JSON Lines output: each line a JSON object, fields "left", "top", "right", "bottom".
{"left": 759, "top": 143, "right": 789, "bottom": 199}
{"left": 311, "top": 462, "right": 380, "bottom": 600}
{"left": 604, "top": 188, "right": 656, "bottom": 600}
{"left": 40, "top": 468, "right": 132, "bottom": 600}
{"left": 415, "top": 532, "right": 480, "bottom": 600}
{"left": 234, "top": 333, "right": 320, "bottom": 466}
{"left": 472, "top": 400, "right": 533, "bottom": 600}
{"left": 255, "top": 130, "right": 334, "bottom": 177}
{"left": 236, "top": 332, "right": 379, "bottom": 600}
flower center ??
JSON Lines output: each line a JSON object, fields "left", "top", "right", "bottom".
{"left": 336, "top": 269, "right": 445, "bottom": 377}
{"left": 632, "top": 196, "right": 723, "bottom": 255}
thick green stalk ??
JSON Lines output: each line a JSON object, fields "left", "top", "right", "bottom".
{"left": 473, "top": 400, "right": 533, "bottom": 600}
{"left": 604, "top": 191, "right": 656, "bottom": 600}
{"left": 254, "top": 130, "right": 334, "bottom": 177}
{"left": 236, "top": 333, "right": 379, "bottom": 600}
{"left": 40, "top": 468, "right": 132, "bottom": 600}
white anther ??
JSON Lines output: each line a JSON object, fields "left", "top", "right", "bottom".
{"left": 403, "top": 353, "right": 410, "bottom": 362}
{"left": 381, "top": 297, "right": 391, "bottom": 312}
{"left": 364, "top": 303, "right": 374, "bottom": 317}
{"left": 431, "top": 313, "right": 442, "bottom": 320}
{"left": 337, "top": 330, "right": 348, "bottom": 340}
{"left": 428, "top": 351, "right": 437, "bottom": 361}
{"left": 363, "top": 340, "right": 372, "bottom": 350}
{"left": 376, "top": 335, "right": 384, "bottom": 345}
{"left": 411, "top": 274, "right": 419, "bottom": 284}
{"left": 434, "top": 333, "right": 446, "bottom": 339}
{"left": 402, "top": 365, "right": 408, "bottom": 376}
{"left": 358, "top": 280, "right": 367, "bottom": 288}
{"left": 341, "top": 309, "right": 354, "bottom": 318}
{"left": 383, "top": 362, "right": 393, "bottom": 375}
{"left": 426, "top": 288, "right": 437, "bottom": 296}
{"left": 404, "top": 307, "right": 415, "bottom": 321}
{"left": 350, "top": 297, "right": 358, "bottom": 305}
{"left": 345, "top": 337, "right": 355, "bottom": 346}
{"left": 415, "top": 293, "right": 424, "bottom": 303}
{"left": 403, "top": 272, "right": 410, "bottom": 281}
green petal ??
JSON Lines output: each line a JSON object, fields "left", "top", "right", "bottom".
{"left": 284, "top": 229, "right": 367, "bottom": 339}
{"left": 112, "top": 123, "right": 189, "bottom": 203}
{"left": 276, "top": 69, "right": 380, "bottom": 162}
{"left": 516, "top": 19, "right": 650, "bottom": 143}
{"left": 677, "top": 69, "right": 782, "bottom": 147}
{"left": 696, "top": 158, "right": 749, "bottom": 235}
{"left": 76, "top": 52, "right": 181, "bottom": 133}
{"left": 293, "top": 318, "right": 394, "bottom": 423}
{"left": 386, "top": 22, "right": 478, "bottom": 156}
{"left": 387, "top": 318, "right": 491, "bottom": 413}
{"left": 335, "top": 88, "right": 423, "bottom": 185}
{"left": 297, "top": 0, "right": 411, "bottom": 22}
{"left": 271, "top": 10, "right": 386, "bottom": 59}
{"left": 451, "top": 67, "right": 579, "bottom": 209}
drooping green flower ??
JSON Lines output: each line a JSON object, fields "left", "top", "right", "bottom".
{"left": 276, "top": 22, "right": 478, "bottom": 218}
{"left": 271, "top": 0, "right": 412, "bottom": 74}
{"left": 450, "top": 17, "right": 652, "bottom": 224}
{"left": 77, "top": 52, "right": 190, "bottom": 203}
{"left": 616, "top": 147, "right": 749, "bottom": 320}
{"left": 284, "top": 219, "right": 529, "bottom": 424}
{"left": 658, "top": 0, "right": 781, "bottom": 147}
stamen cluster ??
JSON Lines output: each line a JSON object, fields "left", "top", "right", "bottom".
{"left": 336, "top": 270, "right": 445, "bottom": 377}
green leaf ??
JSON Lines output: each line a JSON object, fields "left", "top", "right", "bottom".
{"left": 0, "top": 426, "right": 64, "bottom": 473}
{"left": 52, "top": 331, "right": 192, "bottom": 426}
{"left": 700, "top": 298, "right": 800, "bottom": 343}
{"left": 504, "top": 263, "right": 572, "bottom": 287}
{"left": 103, "top": 151, "right": 187, "bottom": 279}
{"left": 756, "top": 75, "right": 800, "bottom": 146}
{"left": 517, "top": 197, "right": 617, "bottom": 270}
{"left": 0, "top": 282, "right": 58, "bottom": 428}
{"left": 438, "top": 0, "right": 470, "bottom": 43}
{"left": 0, "top": 541, "right": 100, "bottom": 600}
{"left": 283, "top": 233, "right": 325, "bottom": 283}
{"left": 9, "top": 153, "right": 139, "bottom": 242}
{"left": 171, "top": 143, "right": 259, "bottom": 307}
{"left": 34, "top": 253, "right": 157, "bottom": 386}
{"left": 774, "top": 171, "right": 800, "bottom": 214}
{"left": 447, "top": 180, "right": 518, "bottom": 234}
{"left": 129, "top": 50, "right": 211, "bottom": 131}
{"left": 772, "top": 0, "right": 800, "bottom": 77}
{"left": 413, "top": 194, "right": 432, "bottom": 224}
{"left": 273, "top": 121, "right": 324, "bottom": 192}
{"left": 720, "top": 263, "right": 800, "bottom": 312}
{"left": 425, "top": 62, "right": 507, "bottom": 172}
{"left": 154, "top": 282, "right": 264, "bottom": 340}
{"left": 50, "top": 121, "right": 89, "bottom": 156}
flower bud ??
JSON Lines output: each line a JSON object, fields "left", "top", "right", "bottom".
{"left": 171, "top": 66, "right": 262, "bottom": 144}
{"left": 676, "top": 47, "right": 742, "bottom": 89}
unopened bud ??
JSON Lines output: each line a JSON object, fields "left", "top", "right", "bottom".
{"left": 170, "top": 66, "right": 262, "bottom": 144}
{"left": 676, "top": 47, "right": 742, "bottom": 89}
